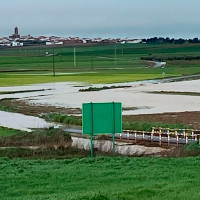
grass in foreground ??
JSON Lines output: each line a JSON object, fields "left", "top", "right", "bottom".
{"left": 0, "top": 156, "right": 200, "bottom": 200}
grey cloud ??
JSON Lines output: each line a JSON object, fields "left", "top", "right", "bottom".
{"left": 0, "top": 0, "right": 200, "bottom": 38}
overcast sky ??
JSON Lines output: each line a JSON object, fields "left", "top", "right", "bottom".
{"left": 1, "top": 0, "right": 200, "bottom": 38}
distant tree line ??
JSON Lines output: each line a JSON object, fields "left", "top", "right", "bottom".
{"left": 142, "top": 37, "right": 200, "bottom": 44}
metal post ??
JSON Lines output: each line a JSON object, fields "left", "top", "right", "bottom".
{"left": 167, "top": 128, "right": 170, "bottom": 146}
{"left": 135, "top": 132, "right": 137, "bottom": 144}
{"left": 175, "top": 131, "right": 178, "bottom": 147}
{"left": 60, "top": 49, "right": 62, "bottom": 62}
{"left": 91, "top": 56, "right": 94, "bottom": 70}
{"left": 52, "top": 48, "right": 55, "bottom": 76}
{"left": 127, "top": 131, "right": 130, "bottom": 140}
{"left": 159, "top": 128, "right": 162, "bottom": 146}
{"left": 183, "top": 130, "right": 186, "bottom": 138}
{"left": 142, "top": 131, "right": 145, "bottom": 140}
{"left": 151, "top": 127, "right": 154, "bottom": 143}
{"left": 186, "top": 133, "right": 188, "bottom": 144}
{"left": 192, "top": 130, "right": 194, "bottom": 140}
{"left": 74, "top": 47, "right": 76, "bottom": 67}
{"left": 112, "top": 102, "right": 115, "bottom": 153}
{"left": 90, "top": 102, "right": 93, "bottom": 156}
{"left": 114, "top": 44, "right": 117, "bottom": 66}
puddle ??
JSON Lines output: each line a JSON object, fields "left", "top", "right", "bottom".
{"left": 0, "top": 110, "right": 53, "bottom": 132}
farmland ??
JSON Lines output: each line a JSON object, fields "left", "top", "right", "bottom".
{"left": 0, "top": 43, "right": 200, "bottom": 86}
{"left": 0, "top": 43, "right": 200, "bottom": 200}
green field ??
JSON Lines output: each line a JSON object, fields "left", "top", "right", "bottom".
{"left": 0, "top": 126, "right": 200, "bottom": 200}
{"left": 0, "top": 72, "right": 169, "bottom": 86}
{"left": 0, "top": 43, "right": 200, "bottom": 86}
{"left": 0, "top": 156, "right": 200, "bottom": 200}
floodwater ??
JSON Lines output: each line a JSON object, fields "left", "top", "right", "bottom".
{"left": 0, "top": 110, "right": 52, "bottom": 132}
{"left": 71, "top": 137, "right": 165, "bottom": 156}
{"left": 0, "top": 79, "right": 199, "bottom": 115}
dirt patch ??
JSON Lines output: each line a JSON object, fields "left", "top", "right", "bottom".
{"left": 79, "top": 85, "right": 131, "bottom": 92}
{"left": 0, "top": 89, "right": 52, "bottom": 95}
{"left": 123, "top": 112, "right": 200, "bottom": 129}
{"left": 0, "top": 98, "right": 81, "bottom": 116}
{"left": 148, "top": 91, "right": 200, "bottom": 96}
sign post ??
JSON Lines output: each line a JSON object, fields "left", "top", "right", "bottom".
{"left": 82, "top": 102, "right": 122, "bottom": 156}
{"left": 90, "top": 102, "right": 94, "bottom": 157}
{"left": 112, "top": 102, "right": 115, "bottom": 153}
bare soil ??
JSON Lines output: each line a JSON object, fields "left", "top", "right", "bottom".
{"left": 123, "top": 112, "right": 200, "bottom": 129}
{"left": 0, "top": 98, "right": 81, "bottom": 116}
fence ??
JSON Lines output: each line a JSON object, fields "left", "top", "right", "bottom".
{"left": 119, "top": 127, "right": 200, "bottom": 146}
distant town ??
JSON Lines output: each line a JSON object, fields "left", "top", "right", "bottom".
{"left": 0, "top": 27, "right": 142, "bottom": 47}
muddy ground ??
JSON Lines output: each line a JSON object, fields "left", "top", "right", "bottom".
{"left": 123, "top": 112, "right": 200, "bottom": 129}
{"left": 1, "top": 98, "right": 199, "bottom": 129}
{"left": 0, "top": 98, "right": 81, "bottom": 116}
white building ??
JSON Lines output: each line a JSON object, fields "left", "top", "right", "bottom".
{"left": 11, "top": 41, "right": 23, "bottom": 47}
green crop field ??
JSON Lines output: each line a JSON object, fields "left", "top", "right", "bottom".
{"left": 0, "top": 156, "right": 200, "bottom": 200}
{"left": 0, "top": 43, "right": 200, "bottom": 86}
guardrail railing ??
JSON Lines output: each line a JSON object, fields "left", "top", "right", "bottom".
{"left": 119, "top": 127, "right": 200, "bottom": 146}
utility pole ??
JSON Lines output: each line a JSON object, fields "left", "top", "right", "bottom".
{"left": 52, "top": 48, "right": 55, "bottom": 76}
{"left": 59, "top": 49, "right": 62, "bottom": 62}
{"left": 91, "top": 55, "right": 94, "bottom": 70}
{"left": 114, "top": 44, "right": 117, "bottom": 66}
{"left": 74, "top": 47, "right": 76, "bottom": 67}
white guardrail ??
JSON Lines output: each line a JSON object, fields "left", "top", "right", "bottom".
{"left": 119, "top": 127, "right": 200, "bottom": 146}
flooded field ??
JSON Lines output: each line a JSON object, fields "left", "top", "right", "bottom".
{"left": 0, "top": 110, "right": 52, "bottom": 132}
{"left": 0, "top": 78, "right": 200, "bottom": 115}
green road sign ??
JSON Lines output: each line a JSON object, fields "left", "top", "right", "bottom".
{"left": 82, "top": 102, "right": 122, "bottom": 135}
{"left": 82, "top": 102, "right": 122, "bottom": 156}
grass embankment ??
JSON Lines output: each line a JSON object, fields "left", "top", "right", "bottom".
{"left": 0, "top": 127, "right": 89, "bottom": 159}
{"left": 45, "top": 113, "right": 189, "bottom": 131}
{"left": 0, "top": 128, "right": 71, "bottom": 147}
{"left": 0, "top": 156, "right": 200, "bottom": 200}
